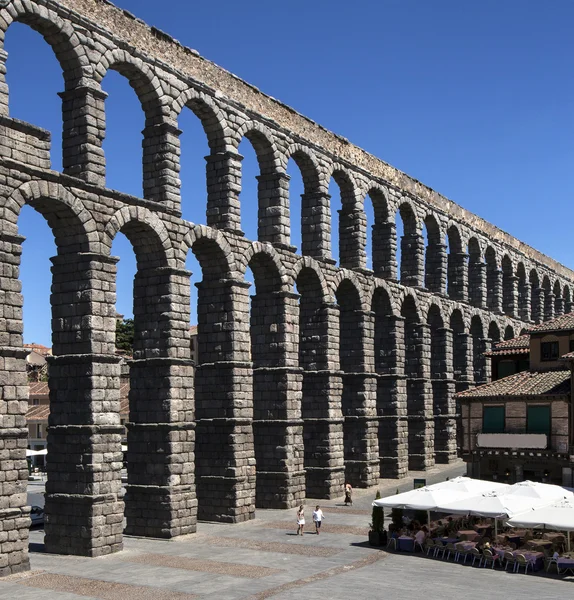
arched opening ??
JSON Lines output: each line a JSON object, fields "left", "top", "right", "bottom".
{"left": 530, "top": 270, "right": 542, "bottom": 323}
{"left": 428, "top": 305, "right": 453, "bottom": 463}
{"left": 330, "top": 169, "right": 359, "bottom": 268}
{"left": 288, "top": 150, "right": 321, "bottom": 256}
{"left": 365, "top": 189, "right": 390, "bottom": 276}
{"left": 100, "top": 63, "right": 161, "bottom": 198}
{"left": 468, "top": 238, "right": 484, "bottom": 308}
{"left": 450, "top": 310, "right": 468, "bottom": 392}
{"left": 488, "top": 321, "right": 501, "bottom": 345}
{"left": 565, "top": 286, "right": 573, "bottom": 314}
{"left": 542, "top": 276, "right": 553, "bottom": 321}
{"left": 178, "top": 100, "right": 219, "bottom": 225}
{"left": 337, "top": 279, "right": 369, "bottom": 486}
{"left": 372, "top": 287, "right": 401, "bottom": 477}
{"left": 396, "top": 204, "right": 421, "bottom": 287}
{"left": 187, "top": 236, "right": 255, "bottom": 522}
{"left": 501, "top": 255, "right": 515, "bottom": 316}
{"left": 470, "top": 316, "right": 487, "bottom": 386}
{"left": 401, "top": 295, "right": 428, "bottom": 470}
{"left": 553, "top": 281, "right": 563, "bottom": 317}
{"left": 246, "top": 252, "right": 303, "bottom": 508}
{"left": 447, "top": 225, "right": 465, "bottom": 300}
{"left": 237, "top": 135, "right": 265, "bottom": 242}
{"left": 5, "top": 22, "right": 62, "bottom": 170}
{"left": 296, "top": 267, "right": 335, "bottom": 498}
{"left": 485, "top": 247, "right": 500, "bottom": 312}
{"left": 424, "top": 215, "right": 443, "bottom": 293}
{"left": 504, "top": 325, "right": 515, "bottom": 340}
{"left": 517, "top": 263, "right": 529, "bottom": 321}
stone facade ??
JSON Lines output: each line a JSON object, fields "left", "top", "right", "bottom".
{"left": 0, "top": 0, "right": 574, "bottom": 577}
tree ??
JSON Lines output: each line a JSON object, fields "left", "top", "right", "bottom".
{"left": 115, "top": 318, "right": 134, "bottom": 353}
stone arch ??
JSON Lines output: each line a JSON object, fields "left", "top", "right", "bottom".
{"left": 529, "top": 268, "right": 542, "bottom": 323}
{"left": 395, "top": 200, "right": 422, "bottom": 287}
{"left": 424, "top": 214, "right": 444, "bottom": 293}
{"left": 235, "top": 120, "right": 281, "bottom": 173}
{"left": 283, "top": 144, "right": 325, "bottom": 257}
{"left": 446, "top": 223, "right": 465, "bottom": 300}
{"left": 485, "top": 246, "right": 501, "bottom": 312}
{"left": 95, "top": 49, "right": 167, "bottom": 117}
{"left": 470, "top": 314, "right": 488, "bottom": 385}
{"left": 180, "top": 225, "right": 236, "bottom": 279}
{"left": 0, "top": 1, "right": 87, "bottom": 90}
{"left": 553, "top": 279, "right": 563, "bottom": 317}
{"left": 501, "top": 254, "right": 515, "bottom": 317}
{"left": 290, "top": 256, "right": 332, "bottom": 304}
{"left": 504, "top": 324, "right": 515, "bottom": 340}
{"left": 330, "top": 270, "right": 367, "bottom": 311}
{"left": 401, "top": 294, "right": 428, "bottom": 470}
{"left": 516, "top": 262, "right": 529, "bottom": 321}
{"left": 237, "top": 241, "right": 288, "bottom": 289}
{"left": 329, "top": 165, "right": 361, "bottom": 268}
{"left": 565, "top": 285, "right": 573, "bottom": 313}
{"left": 172, "top": 88, "right": 229, "bottom": 152}
{"left": 103, "top": 205, "right": 174, "bottom": 269}
{"left": 450, "top": 308, "right": 468, "bottom": 392}
{"left": 363, "top": 185, "right": 393, "bottom": 278}
{"left": 247, "top": 245, "right": 302, "bottom": 507}
{"left": 5, "top": 180, "right": 99, "bottom": 253}
{"left": 542, "top": 274, "right": 553, "bottom": 320}
{"left": 488, "top": 320, "right": 501, "bottom": 344}
{"left": 467, "top": 236, "right": 484, "bottom": 308}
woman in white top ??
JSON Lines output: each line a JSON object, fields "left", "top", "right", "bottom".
{"left": 296, "top": 505, "right": 305, "bottom": 536}
{"left": 312, "top": 505, "right": 324, "bottom": 535}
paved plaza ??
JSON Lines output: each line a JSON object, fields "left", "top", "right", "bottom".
{"left": 0, "top": 463, "right": 572, "bottom": 599}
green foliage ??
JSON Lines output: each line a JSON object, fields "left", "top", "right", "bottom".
{"left": 371, "top": 491, "right": 385, "bottom": 533}
{"left": 391, "top": 507, "right": 404, "bottom": 528}
{"left": 116, "top": 318, "right": 134, "bottom": 353}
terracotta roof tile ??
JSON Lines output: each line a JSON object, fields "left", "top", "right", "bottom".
{"left": 528, "top": 312, "right": 574, "bottom": 334}
{"left": 29, "top": 382, "right": 49, "bottom": 396}
{"left": 456, "top": 369, "right": 571, "bottom": 399}
{"left": 26, "top": 405, "right": 50, "bottom": 420}
{"left": 561, "top": 351, "right": 574, "bottom": 360}
{"left": 493, "top": 333, "right": 530, "bottom": 350}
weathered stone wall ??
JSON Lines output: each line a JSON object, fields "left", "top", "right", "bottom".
{"left": 0, "top": 0, "right": 573, "bottom": 575}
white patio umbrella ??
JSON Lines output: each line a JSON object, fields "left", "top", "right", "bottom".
{"left": 26, "top": 448, "right": 47, "bottom": 457}
{"left": 373, "top": 477, "right": 508, "bottom": 526}
{"left": 507, "top": 497, "right": 574, "bottom": 551}
{"left": 436, "top": 480, "right": 573, "bottom": 536}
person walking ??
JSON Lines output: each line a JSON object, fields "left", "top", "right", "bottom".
{"left": 296, "top": 505, "right": 305, "bottom": 536}
{"left": 312, "top": 505, "right": 324, "bottom": 535}
{"left": 344, "top": 482, "right": 353, "bottom": 506}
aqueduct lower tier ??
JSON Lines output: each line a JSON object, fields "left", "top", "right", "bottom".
{"left": 1, "top": 0, "right": 573, "bottom": 576}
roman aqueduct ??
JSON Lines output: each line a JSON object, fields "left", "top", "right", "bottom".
{"left": 0, "top": 0, "right": 573, "bottom": 575}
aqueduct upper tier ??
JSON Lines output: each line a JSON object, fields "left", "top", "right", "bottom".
{"left": 0, "top": 0, "right": 572, "bottom": 576}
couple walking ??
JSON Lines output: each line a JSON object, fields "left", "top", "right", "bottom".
{"left": 296, "top": 505, "right": 324, "bottom": 535}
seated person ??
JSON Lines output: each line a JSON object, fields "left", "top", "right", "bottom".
{"left": 414, "top": 526, "right": 428, "bottom": 546}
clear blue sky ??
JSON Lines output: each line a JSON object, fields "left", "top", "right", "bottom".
{"left": 8, "top": 0, "right": 574, "bottom": 346}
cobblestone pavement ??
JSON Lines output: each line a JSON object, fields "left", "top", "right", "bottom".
{"left": 2, "top": 462, "right": 571, "bottom": 599}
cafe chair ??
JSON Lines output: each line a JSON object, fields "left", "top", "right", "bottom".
{"left": 515, "top": 554, "right": 531, "bottom": 574}
{"left": 425, "top": 539, "right": 437, "bottom": 557}
{"left": 469, "top": 547, "right": 482, "bottom": 567}
{"left": 387, "top": 537, "right": 397, "bottom": 551}
{"left": 481, "top": 548, "right": 500, "bottom": 569}
{"left": 544, "top": 555, "right": 558, "bottom": 573}
{"left": 504, "top": 552, "right": 517, "bottom": 572}
{"left": 445, "top": 543, "right": 458, "bottom": 561}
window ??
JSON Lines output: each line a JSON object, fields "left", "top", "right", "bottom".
{"left": 527, "top": 405, "right": 551, "bottom": 436}
{"left": 36, "top": 424, "right": 41, "bottom": 438}
{"left": 541, "top": 341, "right": 559, "bottom": 362}
{"left": 32, "top": 398, "right": 39, "bottom": 406}
{"left": 483, "top": 406, "right": 505, "bottom": 433}
{"left": 569, "top": 339, "right": 574, "bottom": 352}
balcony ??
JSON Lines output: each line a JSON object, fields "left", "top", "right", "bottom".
{"left": 476, "top": 433, "right": 548, "bottom": 450}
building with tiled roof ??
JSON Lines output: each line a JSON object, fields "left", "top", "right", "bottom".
{"left": 458, "top": 312, "right": 574, "bottom": 487}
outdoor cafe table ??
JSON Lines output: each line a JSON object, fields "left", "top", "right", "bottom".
{"left": 474, "top": 524, "right": 492, "bottom": 534}
{"left": 517, "top": 551, "right": 545, "bottom": 571}
{"left": 527, "top": 539, "right": 553, "bottom": 551}
{"left": 458, "top": 530, "right": 480, "bottom": 541}
{"left": 557, "top": 558, "right": 574, "bottom": 575}
{"left": 434, "top": 537, "right": 459, "bottom": 546}
{"left": 543, "top": 532, "right": 565, "bottom": 543}
{"left": 397, "top": 536, "right": 415, "bottom": 552}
